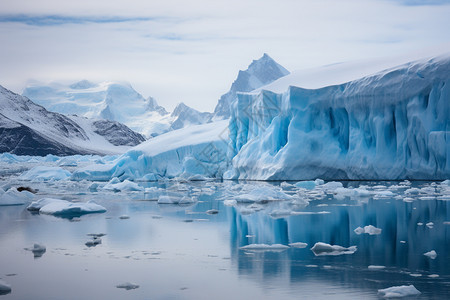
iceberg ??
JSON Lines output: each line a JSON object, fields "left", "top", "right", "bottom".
{"left": 72, "top": 120, "right": 229, "bottom": 181}
{"left": 27, "top": 198, "right": 106, "bottom": 217}
{"left": 226, "top": 55, "right": 450, "bottom": 180}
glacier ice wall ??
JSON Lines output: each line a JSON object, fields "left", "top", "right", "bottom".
{"left": 226, "top": 56, "right": 450, "bottom": 180}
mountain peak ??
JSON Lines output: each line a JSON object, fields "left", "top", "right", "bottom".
{"left": 69, "top": 80, "right": 97, "bottom": 90}
{"left": 212, "top": 53, "right": 289, "bottom": 119}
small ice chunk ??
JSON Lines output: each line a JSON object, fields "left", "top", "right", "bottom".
{"left": 314, "top": 178, "right": 325, "bottom": 185}
{"left": 37, "top": 199, "right": 106, "bottom": 217}
{"left": 310, "top": 242, "right": 357, "bottom": 256}
{"left": 289, "top": 242, "right": 308, "bottom": 248}
{"left": 368, "top": 265, "right": 386, "bottom": 270}
{"left": 239, "top": 244, "right": 289, "bottom": 251}
{"left": 378, "top": 285, "right": 420, "bottom": 298}
{"left": 119, "top": 215, "right": 130, "bottom": 219}
{"left": 426, "top": 222, "right": 434, "bottom": 228}
{"left": 320, "top": 181, "right": 343, "bottom": 192}
{"left": 409, "top": 273, "right": 422, "bottom": 277}
{"left": 417, "top": 222, "right": 423, "bottom": 226}
{"left": 157, "top": 195, "right": 195, "bottom": 204}
{"left": 424, "top": 250, "right": 437, "bottom": 259}
{"left": 25, "top": 243, "right": 46, "bottom": 258}
{"left": 0, "top": 279, "right": 12, "bottom": 295}
{"left": 116, "top": 282, "right": 139, "bottom": 290}
{"left": 403, "top": 197, "right": 414, "bottom": 203}
{"left": 354, "top": 225, "right": 382, "bottom": 235}
{"left": 428, "top": 274, "right": 439, "bottom": 278}
{"left": 400, "top": 241, "right": 406, "bottom": 244}
{"left": 206, "top": 209, "right": 219, "bottom": 215}
{"left": 85, "top": 237, "right": 102, "bottom": 247}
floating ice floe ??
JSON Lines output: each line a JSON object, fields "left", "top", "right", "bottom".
{"left": 233, "top": 186, "right": 295, "bottom": 203}
{"left": 294, "top": 181, "right": 316, "bottom": 190}
{"left": 378, "top": 285, "right": 421, "bottom": 298}
{"left": 206, "top": 209, "right": 219, "bottom": 215}
{"left": 289, "top": 242, "right": 308, "bottom": 248}
{"left": 426, "top": 222, "right": 434, "bottom": 228}
{"left": 19, "top": 166, "right": 71, "bottom": 181}
{"left": 310, "top": 242, "right": 357, "bottom": 256}
{"left": 119, "top": 215, "right": 130, "bottom": 219}
{"left": 0, "top": 188, "right": 35, "bottom": 206}
{"left": 116, "top": 282, "right": 139, "bottom": 290}
{"left": 24, "top": 243, "right": 46, "bottom": 258}
{"left": 157, "top": 195, "right": 195, "bottom": 205}
{"left": 103, "top": 178, "right": 144, "bottom": 192}
{"left": 240, "top": 244, "right": 290, "bottom": 251}
{"left": 354, "top": 225, "right": 382, "bottom": 235}
{"left": 424, "top": 250, "right": 437, "bottom": 259}
{"left": 0, "top": 279, "right": 11, "bottom": 295}
{"left": 27, "top": 198, "right": 106, "bottom": 217}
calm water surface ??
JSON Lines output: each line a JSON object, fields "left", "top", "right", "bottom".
{"left": 0, "top": 180, "right": 449, "bottom": 299}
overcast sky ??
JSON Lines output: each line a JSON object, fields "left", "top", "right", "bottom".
{"left": 0, "top": 0, "right": 449, "bottom": 111}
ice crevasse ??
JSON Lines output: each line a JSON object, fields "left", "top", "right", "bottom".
{"left": 224, "top": 55, "right": 450, "bottom": 180}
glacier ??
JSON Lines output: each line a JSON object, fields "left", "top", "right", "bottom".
{"left": 72, "top": 120, "right": 229, "bottom": 181}
{"left": 225, "top": 55, "right": 450, "bottom": 180}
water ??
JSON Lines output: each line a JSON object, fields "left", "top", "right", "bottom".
{"left": 0, "top": 180, "right": 449, "bottom": 299}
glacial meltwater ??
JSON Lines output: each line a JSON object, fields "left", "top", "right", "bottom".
{"left": 0, "top": 179, "right": 449, "bottom": 299}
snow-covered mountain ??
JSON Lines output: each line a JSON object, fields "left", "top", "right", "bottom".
{"left": 23, "top": 80, "right": 172, "bottom": 138}
{"left": 212, "top": 53, "right": 290, "bottom": 120}
{"left": 170, "top": 102, "right": 211, "bottom": 130}
{"left": 0, "top": 85, "right": 145, "bottom": 156}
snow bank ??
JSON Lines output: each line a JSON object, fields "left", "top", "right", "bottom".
{"left": 27, "top": 198, "right": 106, "bottom": 217}
{"left": 72, "top": 120, "right": 229, "bottom": 181}
{"left": 310, "top": 242, "right": 357, "bottom": 256}
{"left": 226, "top": 55, "right": 450, "bottom": 180}
{"left": 378, "top": 285, "right": 421, "bottom": 298}
{"left": 19, "top": 166, "right": 71, "bottom": 181}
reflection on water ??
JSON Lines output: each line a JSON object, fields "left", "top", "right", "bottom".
{"left": 0, "top": 180, "right": 448, "bottom": 299}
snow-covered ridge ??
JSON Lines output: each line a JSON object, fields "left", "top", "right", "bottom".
{"left": 226, "top": 54, "right": 450, "bottom": 180}
{"left": 0, "top": 85, "right": 144, "bottom": 156}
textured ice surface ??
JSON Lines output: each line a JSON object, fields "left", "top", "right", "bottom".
{"left": 226, "top": 55, "right": 450, "bottom": 180}
{"left": 378, "top": 285, "right": 421, "bottom": 298}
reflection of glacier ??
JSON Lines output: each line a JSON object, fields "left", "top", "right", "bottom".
{"left": 226, "top": 56, "right": 450, "bottom": 180}
{"left": 228, "top": 191, "right": 450, "bottom": 297}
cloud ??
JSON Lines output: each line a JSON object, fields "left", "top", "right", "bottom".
{"left": 0, "top": 0, "right": 449, "bottom": 112}
{"left": 0, "top": 15, "right": 159, "bottom": 26}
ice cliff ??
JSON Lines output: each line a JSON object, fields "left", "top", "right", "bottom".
{"left": 225, "top": 55, "right": 450, "bottom": 180}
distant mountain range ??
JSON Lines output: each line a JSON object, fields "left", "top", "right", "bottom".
{"left": 22, "top": 54, "right": 289, "bottom": 137}
{"left": 0, "top": 85, "right": 145, "bottom": 156}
